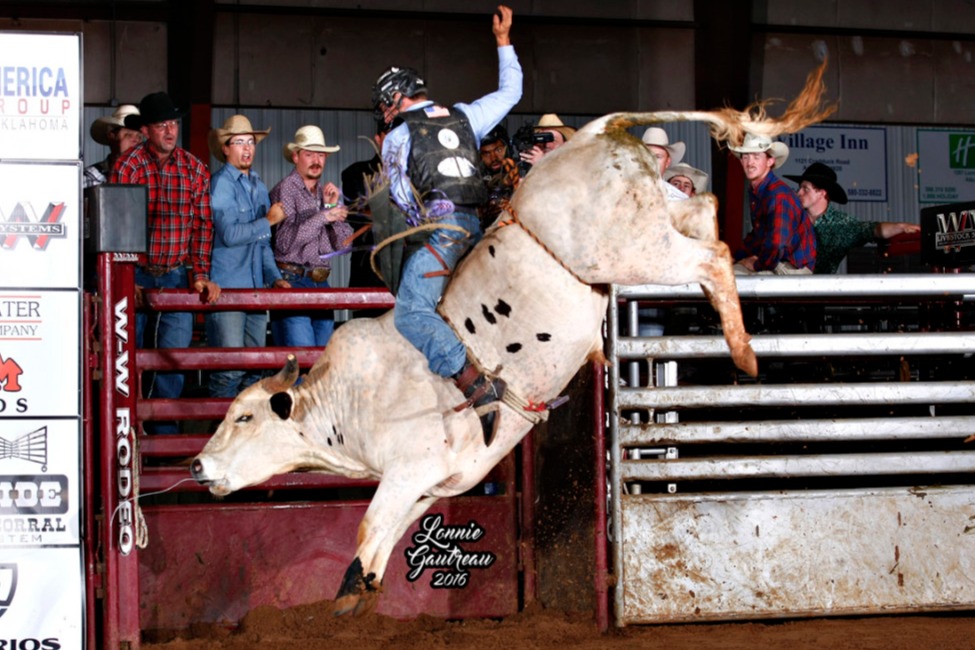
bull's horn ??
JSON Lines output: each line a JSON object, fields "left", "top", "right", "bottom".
{"left": 266, "top": 354, "right": 300, "bottom": 392}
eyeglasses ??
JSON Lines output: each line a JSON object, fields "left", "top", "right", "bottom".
{"left": 227, "top": 138, "right": 256, "bottom": 147}
{"left": 149, "top": 120, "right": 179, "bottom": 132}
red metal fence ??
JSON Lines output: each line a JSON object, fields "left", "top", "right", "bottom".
{"left": 85, "top": 252, "right": 584, "bottom": 648}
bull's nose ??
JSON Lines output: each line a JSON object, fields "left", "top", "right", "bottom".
{"left": 190, "top": 458, "right": 206, "bottom": 482}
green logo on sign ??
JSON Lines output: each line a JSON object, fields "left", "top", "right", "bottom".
{"left": 949, "top": 134, "right": 975, "bottom": 169}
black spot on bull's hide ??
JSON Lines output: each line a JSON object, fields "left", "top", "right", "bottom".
{"left": 269, "top": 392, "right": 293, "bottom": 420}
{"left": 506, "top": 343, "right": 522, "bottom": 353}
{"left": 465, "top": 317, "right": 476, "bottom": 334}
{"left": 536, "top": 333, "right": 552, "bottom": 342}
{"left": 494, "top": 299, "right": 512, "bottom": 318}
{"left": 481, "top": 304, "right": 497, "bottom": 325}
{"left": 489, "top": 245, "right": 496, "bottom": 257}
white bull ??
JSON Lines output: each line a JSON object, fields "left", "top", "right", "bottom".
{"left": 191, "top": 63, "right": 833, "bottom": 616}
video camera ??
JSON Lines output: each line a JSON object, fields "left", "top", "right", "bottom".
{"left": 510, "top": 123, "right": 555, "bottom": 174}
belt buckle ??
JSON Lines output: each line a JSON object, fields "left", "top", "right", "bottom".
{"left": 310, "top": 267, "right": 330, "bottom": 283}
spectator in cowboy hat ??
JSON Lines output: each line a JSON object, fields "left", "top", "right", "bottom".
{"left": 268, "top": 125, "right": 352, "bottom": 348}
{"left": 642, "top": 127, "right": 689, "bottom": 201}
{"left": 84, "top": 104, "right": 144, "bottom": 188}
{"left": 519, "top": 113, "right": 574, "bottom": 167}
{"left": 729, "top": 133, "right": 815, "bottom": 274}
{"left": 664, "top": 162, "right": 709, "bottom": 197}
{"left": 111, "top": 91, "right": 219, "bottom": 433}
{"left": 784, "top": 162, "right": 920, "bottom": 274}
{"left": 206, "top": 115, "right": 289, "bottom": 397}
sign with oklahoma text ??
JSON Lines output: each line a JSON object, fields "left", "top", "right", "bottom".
{"left": 0, "top": 32, "right": 81, "bottom": 161}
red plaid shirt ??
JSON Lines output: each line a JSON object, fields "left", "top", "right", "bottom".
{"left": 111, "top": 142, "right": 213, "bottom": 282}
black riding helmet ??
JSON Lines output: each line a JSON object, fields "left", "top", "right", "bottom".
{"left": 372, "top": 66, "right": 427, "bottom": 121}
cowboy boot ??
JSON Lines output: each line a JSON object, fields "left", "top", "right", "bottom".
{"left": 453, "top": 362, "right": 507, "bottom": 446}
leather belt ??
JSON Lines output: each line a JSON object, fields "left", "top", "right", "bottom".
{"left": 140, "top": 263, "right": 184, "bottom": 277}
{"left": 276, "top": 261, "right": 330, "bottom": 283}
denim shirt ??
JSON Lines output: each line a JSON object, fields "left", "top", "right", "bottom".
{"left": 209, "top": 164, "right": 281, "bottom": 289}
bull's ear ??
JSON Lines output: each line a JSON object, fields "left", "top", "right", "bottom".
{"left": 269, "top": 392, "right": 293, "bottom": 420}
{"left": 265, "top": 355, "right": 300, "bottom": 392}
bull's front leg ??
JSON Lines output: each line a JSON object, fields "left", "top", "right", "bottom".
{"left": 697, "top": 238, "right": 757, "bottom": 377}
{"left": 333, "top": 486, "right": 439, "bottom": 617}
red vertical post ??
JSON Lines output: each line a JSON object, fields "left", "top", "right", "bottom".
{"left": 723, "top": 150, "right": 746, "bottom": 250}
{"left": 98, "top": 253, "right": 142, "bottom": 649}
{"left": 592, "top": 360, "right": 609, "bottom": 632}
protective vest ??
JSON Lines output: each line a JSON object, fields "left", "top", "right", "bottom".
{"left": 400, "top": 105, "right": 487, "bottom": 208}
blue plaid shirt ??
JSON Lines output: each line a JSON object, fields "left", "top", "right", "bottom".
{"left": 736, "top": 171, "right": 816, "bottom": 271}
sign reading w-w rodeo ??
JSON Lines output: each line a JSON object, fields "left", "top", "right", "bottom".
{"left": 0, "top": 31, "right": 84, "bottom": 649}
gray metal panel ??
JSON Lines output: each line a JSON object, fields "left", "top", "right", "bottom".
{"left": 607, "top": 274, "right": 975, "bottom": 625}
{"left": 621, "top": 486, "right": 975, "bottom": 623}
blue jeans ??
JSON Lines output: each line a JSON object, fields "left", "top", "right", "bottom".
{"left": 135, "top": 266, "right": 194, "bottom": 435}
{"left": 271, "top": 273, "right": 335, "bottom": 348}
{"left": 205, "top": 310, "right": 268, "bottom": 398}
{"left": 394, "top": 211, "right": 480, "bottom": 378}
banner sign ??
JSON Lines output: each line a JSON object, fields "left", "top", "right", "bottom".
{"left": 777, "top": 125, "right": 888, "bottom": 202}
{"left": 916, "top": 129, "right": 975, "bottom": 204}
{"left": 920, "top": 200, "right": 975, "bottom": 266}
{"left": 0, "top": 33, "right": 81, "bottom": 161}
{"left": 0, "top": 549, "right": 83, "bottom": 645}
{"left": 0, "top": 163, "right": 80, "bottom": 290}
{"left": 0, "top": 419, "right": 80, "bottom": 546}
{"left": 0, "top": 291, "right": 80, "bottom": 416}
{"left": 0, "top": 31, "right": 83, "bottom": 649}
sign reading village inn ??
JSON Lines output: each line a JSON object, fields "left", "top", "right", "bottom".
{"left": 0, "top": 31, "right": 84, "bottom": 649}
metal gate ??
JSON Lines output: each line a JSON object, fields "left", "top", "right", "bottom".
{"left": 606, "top": 274, "right": 975, "bottom": 624}
{"left": 86, "top": 252, "right": 533, "bottom": 648}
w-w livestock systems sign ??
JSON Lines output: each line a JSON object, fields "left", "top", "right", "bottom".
{"left": 0, "top": 32, "right": 85, "bottom": 648}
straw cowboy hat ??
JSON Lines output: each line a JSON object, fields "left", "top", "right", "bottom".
{"left": 534, "top": 114, "right": 575, "bottom": 141}
{"left": 641, "top": 127, "right": 685, "bottom": 165}
{"left": 664, "top": 162, "right": 709, "bottom": 195}
{"left": 729, "top": 133, "right": 790, "bottom": 169}
{"left": 208, "top": 115, "right": 271, "bottom": 163}
{"left": 282, "top": 125, "right": 341, "bottom": 162}
{"left": 784, "top": 162, "right": 849, "bottom": 204}
{"left": 90, "top": 104, "right": 140, "bottom": 145}
{"left": 124, "top": 92, "right": 184, "bottom": 129}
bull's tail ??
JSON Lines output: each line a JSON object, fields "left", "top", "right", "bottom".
{"left": 598, "top": 59, "right": 835, "bottom": 147}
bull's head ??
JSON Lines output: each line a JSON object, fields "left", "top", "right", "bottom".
{"left": 191, "top": 355, "right": 304, "bottom": 496}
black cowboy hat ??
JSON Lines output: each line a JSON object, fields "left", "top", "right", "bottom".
{"left": 784, "top": 162, "right": 848, "bottom": 205}
{"left": 124, "top": 92, "right": 184, "bottom": 129}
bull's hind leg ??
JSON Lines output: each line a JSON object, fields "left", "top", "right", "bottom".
{"left": 333, "top": 483, "right": 438, "bottom": 617}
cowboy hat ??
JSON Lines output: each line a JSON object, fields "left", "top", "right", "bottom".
{"left": 90, "top": 104, "right": 140, "bottom": 145}
{"left": 534, "top": 114, "right": 575, "bottom": 142}
{"left": 124, "top": 92, "right": 184, "bottom": 129}
{"left": 283, "top": 125, "right": 340, "bottom": 162}
{"left": 784, "top": 162, "right": 848, "bottom": 204}
{"left": 729, "top": 133, "right": 790, "bottom": 169}
{"left": 641, "top": 127, "right": 686, "bottom": 166}
{"left": 664, "top": 162, "right": 709, "bottom": 195}
{"left": 208, "top": 115, "right": 271, "bottom": 163}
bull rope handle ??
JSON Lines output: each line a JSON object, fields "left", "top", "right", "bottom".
{"left": 369, "top": 222, "right": 470, "bottom": 286}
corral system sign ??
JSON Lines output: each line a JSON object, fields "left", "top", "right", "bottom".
{"left": 0, "top": 31, "right": 83, "bottom": 648}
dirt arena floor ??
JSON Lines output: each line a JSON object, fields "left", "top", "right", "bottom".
{"left": 142, "top": 603, "right": 975, "bottom": 650}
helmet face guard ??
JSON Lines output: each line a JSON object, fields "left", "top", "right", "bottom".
{"left": 372, "top": 66, "right": 427, "bottom": 122}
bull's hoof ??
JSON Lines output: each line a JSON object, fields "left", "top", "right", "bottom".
{"left": 333, "top": 557, "right": 381, "bottom": 617}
